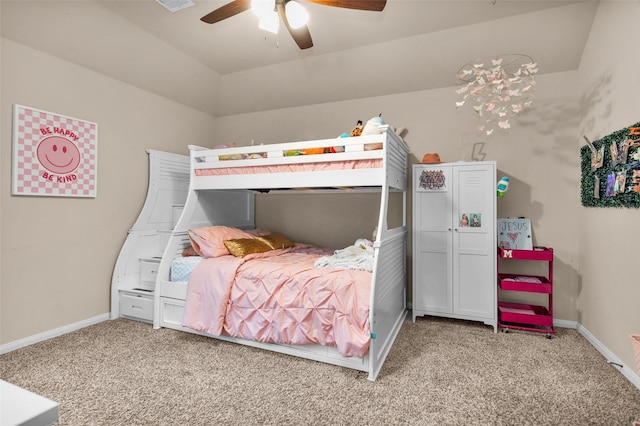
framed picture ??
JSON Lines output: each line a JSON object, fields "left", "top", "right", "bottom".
{"left": 12, "top": 105, "right": 97, "bottom": 197}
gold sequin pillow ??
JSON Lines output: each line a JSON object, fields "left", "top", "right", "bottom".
{"left": 223, "top": 238, "right": 273, "bottom": 258}
{"left": 255, "top": 234, "right": 295, "bottom": 250}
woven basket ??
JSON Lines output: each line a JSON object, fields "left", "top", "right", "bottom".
{"left": 630, "top": 334, "right": 640, "bottom": 374}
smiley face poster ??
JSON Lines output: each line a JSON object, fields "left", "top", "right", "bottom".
{"left": 12, "top": 105, "right": 97, "bottom": 197}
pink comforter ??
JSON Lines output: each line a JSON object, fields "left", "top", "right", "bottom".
{"left": 182, "top": 244, "right": 372, "bottom": 358}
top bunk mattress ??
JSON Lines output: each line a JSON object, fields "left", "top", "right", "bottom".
{"left": 189, "top": 125, "right": 409, "bottom": 191}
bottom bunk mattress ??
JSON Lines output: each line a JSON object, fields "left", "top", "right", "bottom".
{"left": 182, "top": 244, "right": 372, "bottom": 358}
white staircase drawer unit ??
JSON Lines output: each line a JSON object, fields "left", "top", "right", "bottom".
{"left": 120, "top": 292, "right": 153, "bottom": 321}
{"left": 139, "top": 258, "right": 160, "bottom": 284}
{"left": 110, "top": 150, "right": 190, "bottom": 323}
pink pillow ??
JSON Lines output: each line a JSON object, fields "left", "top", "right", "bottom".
{"left": 246, "top": 228, "right": 270, "bottom": 237}
{"left": 188, "top": 226, "right": 253, "bottom": 258}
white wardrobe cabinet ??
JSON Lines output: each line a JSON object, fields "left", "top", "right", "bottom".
{"left": 412, "top": 161, "right": 497, "bottom": 331}
{"left": 110, "top": 149, "right": 189, "bottom": 323}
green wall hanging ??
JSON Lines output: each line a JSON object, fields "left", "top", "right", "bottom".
{"left": 580, "top": 121, "right": 640, "bottom": 208}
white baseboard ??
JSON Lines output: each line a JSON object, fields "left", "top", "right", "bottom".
{"left": 577, "top": 323, "right": 640, "bottom": 391}
{"left": 0, "top": 314, "right": 110, "bottom": 355}
{"left": 554, "top": 318, "right": 578, "bottom": 329}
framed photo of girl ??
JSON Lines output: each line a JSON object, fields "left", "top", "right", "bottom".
{"left": 12, "top": 104, "right": 98, "bottom": 197}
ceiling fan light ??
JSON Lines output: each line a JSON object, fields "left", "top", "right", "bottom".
{"left": 285, "top": 1, "right": 309, "bottom": 29}
{"left": 258, "top": 10, "right": 279, "bottom": 34}
{"left": 251, "top": 0, "right": 275, "bottom": 18}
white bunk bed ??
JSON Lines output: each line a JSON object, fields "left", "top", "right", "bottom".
{"left": 154, "top": 125, "right": 409, "bottom": 381}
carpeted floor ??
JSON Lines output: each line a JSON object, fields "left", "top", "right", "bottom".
{"left": 1, "top": 316, "right": 639, "bottom": 425}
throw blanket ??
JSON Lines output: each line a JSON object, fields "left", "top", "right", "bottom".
{"left": 314, "top": 239, "right": 375, "bottom": 272}
{"left": 182, "top": 244, "right": 372, "bottom": 358}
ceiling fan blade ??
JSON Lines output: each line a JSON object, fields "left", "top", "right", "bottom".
{"left": 201, "top": 0, "right": 252, "bottom": 24}
{"left": 278, "top": 4, "right": 313, "bottom": 49}
{"left": 303, "top": 0, "right": 386, "bottom": 12}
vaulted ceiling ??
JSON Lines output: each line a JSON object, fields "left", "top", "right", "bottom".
{"left": 1, "top": 0, "right": 599, "bottom": 116}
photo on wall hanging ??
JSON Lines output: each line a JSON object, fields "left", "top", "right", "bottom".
{"left": 12, "top": 104, "right": 98, "bottom": 198}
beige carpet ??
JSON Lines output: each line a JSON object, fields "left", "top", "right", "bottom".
{"left": 1, "top": 316, "right": 639, "bottom": 426}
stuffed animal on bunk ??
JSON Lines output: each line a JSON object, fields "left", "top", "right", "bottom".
{"left": 213, "top": 143, "right": 243, "bottom": 160}
{"left": 363, "top": 114, "right": 408, "bottom": 150}
{"left": 350, "top": 115, "right": 408, "bottom": 140}
{"left": 350, "top": 120, "right": 364, "bottom": 137}
{"left": 363, "top": 115, "right": 386, "bottom": 150}
{"left": 331, "top": 116, "right": 408, "bottom": 153}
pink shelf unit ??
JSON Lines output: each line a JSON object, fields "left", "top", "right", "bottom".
{"left": 497, "top": 247, "right": 555, "bottom": 337}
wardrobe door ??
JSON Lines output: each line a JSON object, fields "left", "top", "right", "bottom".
{"left": 412, "top": 165, "right": 453, "bottom": 317}
{"left": 452, "top": 163, "right": 496, "bottom": 320}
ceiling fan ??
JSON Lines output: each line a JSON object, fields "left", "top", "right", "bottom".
{"left": 200, "top": 0, "right": 387, "bottom": 50}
